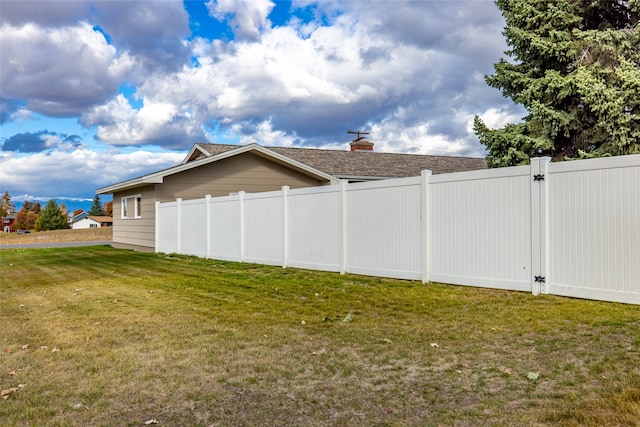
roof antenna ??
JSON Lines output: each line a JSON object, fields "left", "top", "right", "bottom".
{"left": 347, "top": 130, "right": 370, "bottom": 143}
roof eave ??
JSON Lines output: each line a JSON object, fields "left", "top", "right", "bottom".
{"left": 96, "top": 176, "right": 164, "bottom": 194}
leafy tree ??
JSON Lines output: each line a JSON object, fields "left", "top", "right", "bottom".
{"left": 0, "top": 191, "right": 16, "bottom": 217}
{"left": 22, "top": 201, "right": 41, "bottom": 215}
{"left": 59, "top": 203, "right": 68, "bottom": 219}
{"left": 12, "top": 201, "right": 41, "bottom": 231}
{"left": 475, "top": 0, "right": 640, "bottom": 167}
{"left": 103, "top": 200, "right": 113, "bottom": 217}
{"left": 12, "top": 211, "right": 38, "bottom": 231}
{"left": 73, "top": 209, "right": 85, "bottom": 217}
{"left": 36, "top": 199, "right": 70, "bottom": 231}
{"left": 89, "top": 194, "right": 106, "bottom": 216}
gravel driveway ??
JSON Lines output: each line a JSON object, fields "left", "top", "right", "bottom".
{"left": 0, "top": 241, "right": 112, "bottom": 249}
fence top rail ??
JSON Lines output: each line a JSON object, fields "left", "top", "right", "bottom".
{"left": 547, "top": 154, "right": 640, "bottom": 174}
{"left": 158, "top": 201, "right": 178, "bottom": 208}
{"left": 243, "top": 189, "right": 284, "bottom": 201}
{"left": 180, "top": 198, "right": 207, "bottom": 206}
{"left": 208, "top": 194, "right": 241, "bottom": 203}
{"left": 288, "top": 184, "right": 341, "bottom": 197}
{"left": 430, "top": 164, "right": 530, "bottom": 184}
{"left": 346, "top": 175, "right": 422, "bottom": 191}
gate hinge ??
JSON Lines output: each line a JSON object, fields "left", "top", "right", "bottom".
{"left": 533, "top": 174, "right": 545, "bottom": 182}
{"left": 534, "top": 276, "right": 546, "bottom": 283}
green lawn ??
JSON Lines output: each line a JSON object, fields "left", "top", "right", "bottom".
{"left": 1, "top": 246, "right": 639, "bottom": 426}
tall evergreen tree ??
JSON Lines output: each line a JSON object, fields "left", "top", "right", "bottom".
{"left": 475, "top": 0, "right": 640, "bottom": 167}
{"left": 89, "top": 194, "right": 106, "bottom": 216}
{"left": 36, "top": 199, "right": 70, "bottom": 231}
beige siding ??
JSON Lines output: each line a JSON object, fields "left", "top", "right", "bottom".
{"left": 155, "top": 152, "right": 326, "bottom": 200}
{"left": 112, "top": 185, "right": 156, "bottom": 249}
{"left": 110, "top": 152, "right": 328, "bottom": 251}
{"left": 112, "top": 242, "right": 155, "bottom": 252}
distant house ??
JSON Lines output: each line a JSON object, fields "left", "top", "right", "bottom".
{"left": 2, "top": 215, "right": 16, "bottom": 232}
{"left": 71, "top": 216, "right": 113, "bottom": 229}
{"left": 97, "top": 141, "right": 487, "bottom": 252}
{"left": 69, "top": 211, "right": 89, "bottom": 225}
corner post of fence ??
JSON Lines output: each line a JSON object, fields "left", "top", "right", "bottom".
{"left": 282, "top": 186, "right": 289, "bottom": 268}
{"left": 238, "top": 191, "right": 245, "bottom": 263}
{"left": 176, "top": 198, "right": 182, "bottom": 255}
{"left": 530, "top": 157, "right": 551, "bottom": 295}
{"left": 154, "top": 201, "right": 161, "bottom": 252}
{"left": 421, "top": 170, "right": 432, "bottom": 284}
{"left": 205, "top": 194, "right": 212, "bottom": 259}
{"left": 339, "top": 180, "right": 348, "bottom": 275}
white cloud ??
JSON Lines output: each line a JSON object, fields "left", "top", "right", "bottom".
{"left": 11, "top": 194, "right": 93, "bottom": 204}
{"left": 206, "top": 0, "right": 275, "bottom": 41}
{"left": 91, "top": 0, "right": 190, "bottom": 72}
{"left": 80, "top": 0, "right": 516, "bottom": 156}
{"left": 80, "top": 95, "right": 207, "bottom": 148}
{"left": 0, "top": 148, "right": 185, "bottom": 198}
{"left": 233, "top": 120, "right": 298, "bottom": 147}
{"left": 0, "top": 22, "right": 134, "bottom": 116}
{"left": 11, "top": 0, "right": 517, "bottom": 155}
{"left": 129, "top": 14, "right": 437, "bottom": 145}
{"left": 475, "top": 107, "right": 525, "bottom": 131}
{"left": 1, "top": 1, "right": 528, "bottom": 203}
{"left": 10, "top": 109, "right": 33, "bottom": 123}
{"left": 367, "top": 118, "right": 486, "bottom": 158}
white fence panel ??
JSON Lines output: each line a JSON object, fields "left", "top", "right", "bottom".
{"left": 153, "top": 155, "right": 640, "bottom": 305}
{"left": 345, "top": 177, "right": 423, "bottom": 280}
{"left": 243, "top": 191, "right": 284, "bottom": 266}
{"left": 429, "top": 167, "right": 532, "bottom": 291}
{"left": 179, "top": 199, "right": 208, "bottom": 257}
{"left": 156, "top": 201, "right": 178, "bottom": 254}
{"left": 547, "top": 156, "right": 640, "bottom": 304}
{"left": 209, "top": 195, "right": 242, "bottom": 262}
{"left": 287, "top": 185, "right": 343, "bottom": 272}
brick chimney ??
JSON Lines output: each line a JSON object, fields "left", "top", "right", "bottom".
{"left": 347, "top": 130, "right": 373, "bottom": 151}
{"left": 350, "top": 139, "right": 374, "bottom": 151}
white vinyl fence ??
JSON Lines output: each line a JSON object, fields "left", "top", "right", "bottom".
{"left": 156, "top": 155, "right": 640, "bottom": 305}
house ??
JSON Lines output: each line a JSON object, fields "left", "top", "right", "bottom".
{"left": 71, "top": 216, "right": 113, "bottom": 230}
{"left": 69, "top": 210, "right": 89, "bottom": 225}
{"left": 2, "top": 215, "right": 16, "bottom": 232}
{"left": 97, "top": 141, "right": 487, "bottom": 252}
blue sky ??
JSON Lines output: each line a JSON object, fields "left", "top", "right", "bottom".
{"left": 0, "top": 0, "right": 524, "bottom": 214}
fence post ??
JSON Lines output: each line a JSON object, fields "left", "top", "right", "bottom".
{"left": 421, "top": 170, "right": 432, "bottom": 284}
{"left": 238, "top": 191, "right": 245, "bottom": 263}
{"left": 339, "top": 180, "right": 348, "bottom": 275}
{"left": 282, "top": 186, "right": 289, "bottom": 268}
{"left": 176, "top": 198, "right": 182, "bottom": 254}
{"left": 530, "top": 157, "right": 551, "bottom": 295}
{"left": 205, "top": 194, "right": 211, "bottom": 259}
{"left": 155, "top": 201, "right": 160, "bottom": 252}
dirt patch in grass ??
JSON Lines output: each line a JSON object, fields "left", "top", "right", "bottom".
{"left": 0, "top": 247, "right": 639, "bottom": 426}
{"left": 0, "top": 227, "right": 112, "bottom": 245}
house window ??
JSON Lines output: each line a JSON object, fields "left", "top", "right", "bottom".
{"left": 90, "top": 224, "right": 98, "bottom": 228}
{"left": 121, "top": 195, "right": 142, "bottom": 219}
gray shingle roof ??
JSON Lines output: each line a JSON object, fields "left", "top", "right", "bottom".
{"left": 196, "top": 143, "right": 486, "bottom": 178}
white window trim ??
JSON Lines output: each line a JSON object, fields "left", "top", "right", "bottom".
{"left": 121, "top": 194, "right": 142, "bottom": 219}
